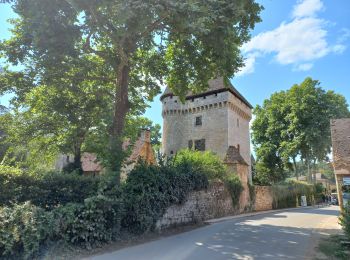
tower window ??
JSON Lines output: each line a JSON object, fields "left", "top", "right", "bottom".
{"left": 194, "top": 139, "right": 205, "bottom": 151}
{"left": 170, "top": 150, "right": 174, "bottom": 155}
{"left": 195, "top": 116, "right": 202, "bottom": 126}
{"left": 188, "top": 140, "right": 193, "bottom": 149}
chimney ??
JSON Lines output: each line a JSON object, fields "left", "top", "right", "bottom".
{"left": 140, "top": 129, "right": 151, "bottom": 143}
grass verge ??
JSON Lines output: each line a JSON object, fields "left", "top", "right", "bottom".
{"left": 315, "top": 234, "right": 350, "bottom": 260}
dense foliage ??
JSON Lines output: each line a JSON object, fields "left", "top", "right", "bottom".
{"left": 122, "top": 161, "right": 209, "bottom": 234}
{"left": 339, "top": 202, "right": 350, "bottom": 241}
{"left": 0, "top": 165, "right": 100, "bottom": 209}
{"left": 0, "top": 149, "right": 243, "bottom": 258}
{"left": 0, "top": 202, "right": 53, "bottom": 259}
{"left": 271, "top": 180, "right": 316, "bottom": 209}
{"left": 0, "top": 0, "right": 262, "bottom": 177}
{"left": 252, "top": 77, "right": 349, "bottom": 185}
{"left": 224, "top": 174, "right": 243, "bottom": 207}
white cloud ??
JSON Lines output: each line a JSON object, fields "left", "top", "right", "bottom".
{"left": 236, "top": 53, "right": 258, "bottom": 76}
{"left": 292, "top": 0, "right": 324, "bottom": 18}
{"left": 295, "top": 63, "right": 313, "bottom": 71}
{"left": 237, "top": 0, "right": 346, "bottom": 77}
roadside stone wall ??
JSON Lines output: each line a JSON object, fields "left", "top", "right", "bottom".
{"left": 331, "top": 119, "right": 350, "bottom": 175}
{"left": 254, "top": 186, "right": 273, "bottom": 211}
{"left": 156, "top": 181, "right": 238, "bottom": 230}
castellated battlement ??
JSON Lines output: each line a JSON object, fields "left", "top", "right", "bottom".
{"left": 162, "top": 90, "right": 252, "bottom": 121}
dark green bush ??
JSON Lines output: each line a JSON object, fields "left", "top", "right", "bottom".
{"left": 0, "top": 166, "right": 99, "bottom": 209}
{"left": 54, "top": 194, "right": 123, "bottom": 249}
{"left": 339, "top": 202, "right": 350, "bottom": 241}
{"left": 224, "top": 174, "right": 243, "bottom": 207}
{"left": 122, "top": 161, "right": 208, "bottom": 234}
{"left": 0, "top": 202, "right": 54, "bottom": 259}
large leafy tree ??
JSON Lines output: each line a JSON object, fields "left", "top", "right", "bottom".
{"left": 0, "top": 0, "right": 262, "bottom": 177}
{"left": 252, "top": 77, "right": 349, "bottom": 184}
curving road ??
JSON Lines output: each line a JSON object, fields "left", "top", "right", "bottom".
{"left": 91, "top": 206, "right": 341, "bottom": 260}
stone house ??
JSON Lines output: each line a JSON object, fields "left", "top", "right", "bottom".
{"left": 161, "top": 77, "right": 253, "bottom": 208}
{"left": 55, "top": 129, "right": 156, "bottom": 177}
{"left": 331, "top": 118, "right": 350, "bottom": 208}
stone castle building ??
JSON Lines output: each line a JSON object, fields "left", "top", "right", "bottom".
{"left": 161, "top": 77, "right": 253, "bottom": 181}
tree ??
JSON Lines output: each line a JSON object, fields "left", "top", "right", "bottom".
{"left": 252, "top": 77, "right": 349, "bottom": 184}
{"left": 1, "top": 0, "right": 263, "bottom": 179}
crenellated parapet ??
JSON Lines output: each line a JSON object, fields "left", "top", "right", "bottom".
{"left": 162, "top": 100, "right": 251, "bottom": 121}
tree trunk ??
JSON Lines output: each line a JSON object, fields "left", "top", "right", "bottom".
{"left": 73, "top": 138, "right": 83, "bottom": 175}
{"left": 109, "top": 63, "right": 131, "bottom": 181}
{"left": 293, "top": 157, "right": 298, "bottom": 180}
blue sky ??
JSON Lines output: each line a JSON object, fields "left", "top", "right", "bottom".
{"left": 1, "top": 0, "right": 350, "bottom": 128}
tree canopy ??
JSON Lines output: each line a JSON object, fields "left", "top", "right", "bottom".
{"left": 0, "top": 0, "right": 263, "bottom": 179}
{"left": 252, "top": 77, "right": 350, "bottom": 185}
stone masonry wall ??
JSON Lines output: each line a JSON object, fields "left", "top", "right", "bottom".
{"left": 254, "top": 186, "right": 273, "bottom": 211}
{"left": 156, "top": 182, "right": 275, "bottom": 230}
{"left": 156, "top": 181, "right": 238, "bottom": 230}
{"left": 331, "top": 119, "right": 350, "bottom": 174}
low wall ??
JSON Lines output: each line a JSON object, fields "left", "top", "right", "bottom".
{"left": 156, "top": 181, "right": 238, "bottom": 230}
{"left": 254, "top": 186, "right": 273, "bottom": 211}
{"left": 156, "top": 183, "right": 275, "bottom": 230}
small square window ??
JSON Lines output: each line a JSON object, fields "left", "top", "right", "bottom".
{"left": 194, "top": 139, "right": 205, "bottom": 151}
{"left": 195, "top": 116, "right": 202, "bottom": 126}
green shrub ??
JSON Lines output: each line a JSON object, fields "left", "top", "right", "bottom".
{"left": 173, "top": 149, "right": 227, "bottom": 180}
{"left": 0, "top": 202, "right": 54, "bottom": 259}
{"left": 339, "top": 201, "right": 350, "bottom": 241}
{"left": 54, "top": 194, "right": 123, "bottom": 249}
{"left": 122, "top": 161, "right": 208, "bottom": 234}
{"left": 224, "top": 174, "right": 243, "bottom": 207}
{"left": 271, "top": 180, "right": 315, "bottom": 209}
{"left": 0, "top": 167, "right": 99, "bottom": 209}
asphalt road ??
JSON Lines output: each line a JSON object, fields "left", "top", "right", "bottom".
{"left": 91, "top": 206, "right": 341, "bottom": 260}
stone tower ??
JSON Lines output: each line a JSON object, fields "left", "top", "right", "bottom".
{"left": 161, "top": 77, "right": 253, "bottom": 179}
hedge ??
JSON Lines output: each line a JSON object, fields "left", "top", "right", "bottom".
{"left": 0, "top": 166, "right": 100, "bottom": 209}
{"left": 0, "top": 149, "right": 243, "bottom": 258}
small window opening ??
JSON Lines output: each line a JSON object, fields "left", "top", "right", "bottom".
{"left": 194, "top": 139, "right": 206, "bottom": 151}
{"left": 170, "top": 150, "right": 174, "bottom": 155}
{"left": 237, "top": 118, "right": 240, "bottom": 127}
{"left": 203, "top": 96, "right": 206, "bottom": 99}
{"left": 191, "top": 98, "right": 195, "bottom": 102}
{"left": 174, "top": 100, "right": 177, "bottom": 103}
{"left": 195, "top": 116, "right": 202, "bottom": 126}
{"left": 188, "top": 140, "right": 193, "bottom": 149}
